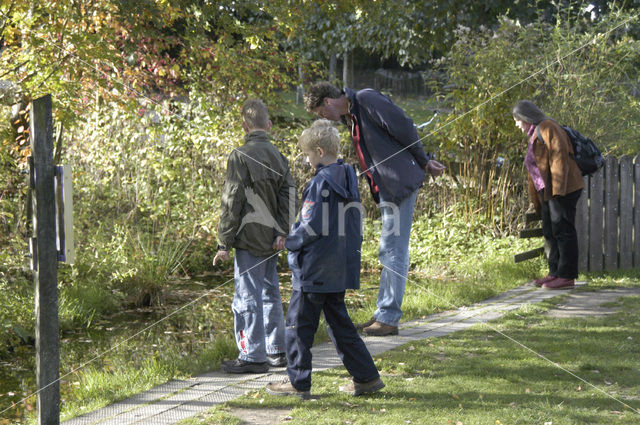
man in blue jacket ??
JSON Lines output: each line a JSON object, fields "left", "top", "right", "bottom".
{"left": 266, "top": 120, "right": 383, "bottom": 398}
{"left": 304, "top": 82, "right": 445, "bottom": 336}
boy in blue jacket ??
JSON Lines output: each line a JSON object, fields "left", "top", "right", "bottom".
{"left": 266, "top": 119, "right": 384, "bottom": 399}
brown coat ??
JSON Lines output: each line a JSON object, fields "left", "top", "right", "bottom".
{"left": 528, "top": 119, "right": 584, "bottom": 203}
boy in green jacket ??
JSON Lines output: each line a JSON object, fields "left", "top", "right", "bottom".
{"left": 213, "top": 98, "right": 297, "bottom": 373}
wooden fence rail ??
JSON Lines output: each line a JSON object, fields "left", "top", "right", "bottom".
{"left": 516, "top": 155, "right": 640, "bottom": 273}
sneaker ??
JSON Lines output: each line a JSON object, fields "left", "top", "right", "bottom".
{"left": 542, "top": 277, "right": 575, "bottom": 290}
{"left": 266, "top": 378, "right": 310, "bottom": 399}
{"left": 266, "top": 353, "right": 287, "bottom": 367}
{"left": 221, "top": 358, "right": 268, "bottom": 374}
{"left": 339, "top": 377, "right": 385, "bottom": 396}
{"left": 355, "top": 317, "right": 376, "bottom": 331}
{"left": 363, "top": 321, "right": 398, "bottom": 336}
{"left": 533, "top": 275, "right": 556, "bottom": 287}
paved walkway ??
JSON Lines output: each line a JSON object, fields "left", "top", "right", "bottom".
{"left": 64, "top": 282, "right": 632, "bottom": 425}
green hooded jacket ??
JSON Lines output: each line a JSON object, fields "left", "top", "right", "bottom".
{"left": 217, "top": 130, "right": 297, "bottom": 257}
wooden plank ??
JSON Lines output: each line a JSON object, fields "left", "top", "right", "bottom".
{"left": 525, "top": 211, "right": 541, "bottom": 225}
{"left": 635, "top": 155, "right": 640, "bottom": 269}
{"left": 589, "top": 164, "right": 604, "bottom": 272}
{"left": 29, "top": 94, "right": 60, "bottom": 425}
{"left": 519, "top": 228, "right": 543, "bottom": 238}
{"left": 514, "top": 247, "right": 545, "bottom": 263}
{"left": 576, "top": 179, "right": 589, "bottom": 273}
{"left": 604, "top": 156, "right": 619, "bottom": 270}
{"left": 619, "top": 156, "right": 633, "bottom": 269}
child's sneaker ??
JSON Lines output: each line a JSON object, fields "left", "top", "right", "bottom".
{"left": 266, "top": 353, "right": 287, "bottom": 367}
{"left": 339, "top": 377, "right": 385, "bottom": 396}
{"left": 266, "top": 378, "right": 310, "bottom": 399}
{"left": 221, "top": 358, "right": 268, "bottom": 374}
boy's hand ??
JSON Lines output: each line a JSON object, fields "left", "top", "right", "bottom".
{"left": 212, "top": 250, "right": 230, "bottom": 266}
{"left": 425, "top": 159, "right": 446, "bottom": 177}
{"left": 273, "top": 236, "right": 286, "bottom": 251}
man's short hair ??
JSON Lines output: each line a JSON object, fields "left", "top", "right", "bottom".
{"left": 304, "top": 82, "right": 342, "bottom": 112}
{"left": 299, "top": 119, "right": 340, "bottom": 157}
{"left": 242, "top": 98, "right": 269, "bottom": 130}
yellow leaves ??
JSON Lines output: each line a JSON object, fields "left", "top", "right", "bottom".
{"left": 3, "top": 26, "right": 21, "bottom": 44}
{"left": 247, "top": 36, "right": 261, "bottom": 50}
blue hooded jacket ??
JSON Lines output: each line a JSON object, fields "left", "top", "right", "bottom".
{"left": 286, "top": 160, "right": 362, "bottom": 293}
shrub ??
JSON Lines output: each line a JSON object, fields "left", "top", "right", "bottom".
{"left": 427, "top": 8, "right": 640, "bottom": 231}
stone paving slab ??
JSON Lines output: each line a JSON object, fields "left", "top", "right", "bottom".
{"left": 62, "top": 283, "right": 582, "bottom": 425}
{"left": 546, "top": 287, "right": 640, "bottom": 318}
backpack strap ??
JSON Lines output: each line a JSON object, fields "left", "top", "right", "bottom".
{"left": 535, "top": 125, "right": 544, "bottom": 145}
{"left": 538, "top": 123, "right": 578, "bottom": 162}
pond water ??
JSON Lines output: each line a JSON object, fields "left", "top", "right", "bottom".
{"left": 0, "top": 276, "right": 241, "bottom": 423}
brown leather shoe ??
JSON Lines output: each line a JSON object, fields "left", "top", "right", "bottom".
{"left": 533, "top": 275, "right": 556, "bottom": 287}
{"left": 355, "top": 317, "right": 376, "bottom": 331}
{"left": 363, "top": 321, "right": 398, "bottom": 336}
{"left": 542, "top": 277, "right": 575, "bottom": 290}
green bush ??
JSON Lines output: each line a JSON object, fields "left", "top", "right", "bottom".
{"left": 427, "top": 8, "right": 640, "bottom": 230}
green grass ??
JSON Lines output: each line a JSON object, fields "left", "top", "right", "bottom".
{"left": 3, "top": 211, "right": 547, "bottom": 423}
{"left": 184, "top": 282, "right": 640, "bottom": 425}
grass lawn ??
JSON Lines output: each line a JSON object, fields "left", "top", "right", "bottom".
{"left": 181, "top": 274, "right": 640, "bottom": 425}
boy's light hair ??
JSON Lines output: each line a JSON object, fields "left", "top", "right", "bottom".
{"left": 242, "top": 98, "right": 270, "bottom": 130}
{"left": 299, "top": 119, "right": 340, "bottom": 157}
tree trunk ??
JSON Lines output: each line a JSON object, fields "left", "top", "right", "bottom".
{"left": 296, "top": 63, "right": 304, "bottom": 105}
{"left": 343, "top": 50, "right": 353, "bottom": 88}
{"left": 329, "top": 54, "right": 337, "bottom": 83}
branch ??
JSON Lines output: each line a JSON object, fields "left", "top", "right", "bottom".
{"left": 0, "top": 1, "right": 16, "bottom": 36}
{"left": 0, "top": 59, "right": 29, "bottom": 79}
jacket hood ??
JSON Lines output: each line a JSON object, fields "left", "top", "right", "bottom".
{"left": 316, "top": 159, "right": 360, "bottom": 202}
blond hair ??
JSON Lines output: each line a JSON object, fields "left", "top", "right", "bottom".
{"left": 241, "top": 98, "right": 269, "bottom": 130}
{"left": 299, "top": 119, "right": 340, "bottom": 157}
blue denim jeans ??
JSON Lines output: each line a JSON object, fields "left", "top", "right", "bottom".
{"left": 374, "top": 189, "right": 418, "bottom": 327}
{"left": 232, "top": 249, "right": 286, "bottom": 363}
{"left": 285, "top": 290, "right": 379, "bottom": 391}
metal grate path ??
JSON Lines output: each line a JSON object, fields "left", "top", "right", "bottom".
{"left": 63, "top": 283, "right": 569, "bottom": 424}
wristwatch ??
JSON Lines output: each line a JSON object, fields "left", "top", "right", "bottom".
{"left": 217, "top": 244, "right": 228, "bottom": 251}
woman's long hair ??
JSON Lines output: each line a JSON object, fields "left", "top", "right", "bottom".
{"left": 512, "top": 100, "right": 548, "bottom": 125}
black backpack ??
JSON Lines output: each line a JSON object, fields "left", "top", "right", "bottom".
{"left": 536, "top": 125, "right": 604, "bottom": 176}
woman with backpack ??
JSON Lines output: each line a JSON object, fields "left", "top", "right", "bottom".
{"left": 512, "top": 100, "right": 584, "bottom": 290}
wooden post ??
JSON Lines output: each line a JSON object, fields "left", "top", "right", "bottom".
{"left": 30, "top": 94, "right": 60, "bottom": 425}
{"left": 604, "top": 156, "right": 619, "bottom": 270}
{"left": 635, "top": 155, "right": 640, "bottom": 268}
{"left": 619, "top": 156, "right": 633, "bottom": 270}
{"left": 576, "top": 179, "right": 589, "bottom": 273}
{"left": 589, "top": 166, "right": 604, "bottom": 272}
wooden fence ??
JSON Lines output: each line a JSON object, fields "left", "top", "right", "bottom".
{"left": 516, "top": 155, "right": 640, "bottom": 272}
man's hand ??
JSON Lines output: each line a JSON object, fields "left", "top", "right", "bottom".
{"left": 425, "top": 159, "right": 446, "bottom": 177}
{"left": 212, "top": 250, "right": 230, "bottom": 266}
{"left": 273, "top": 235, "right": 286, "bottom": 251}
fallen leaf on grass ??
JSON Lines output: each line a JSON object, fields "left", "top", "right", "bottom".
{"left": 340, "top": 401, "right": 358, "bottom": 408}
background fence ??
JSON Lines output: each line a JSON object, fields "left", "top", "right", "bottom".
{"left": 577, "top": 155, "right": 640, "bottom": 272}
{"left": 517, "top": 155, "right": 640, "bottom": 273}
